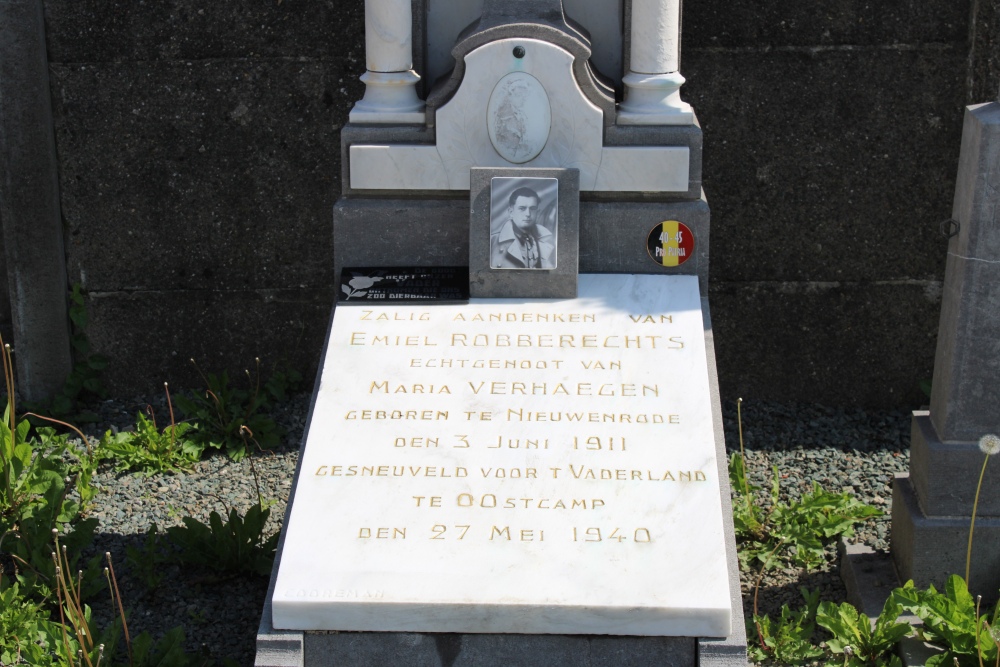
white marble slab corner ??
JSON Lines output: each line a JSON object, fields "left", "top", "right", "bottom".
{"left": 272, "top": 274, "right": 731, "bottom": 637}
{"left": 595, "top": 147, "right": 690, "bottom": 192}
{"left": 350, "top": 144, "right": 691, "bottom": 193}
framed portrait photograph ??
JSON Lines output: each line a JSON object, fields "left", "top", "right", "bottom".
{"left": 469, "top": 167, "right": 579, "bottom": 298}
{"left": 489, "top": 177, "right": 559, "bottom": 270}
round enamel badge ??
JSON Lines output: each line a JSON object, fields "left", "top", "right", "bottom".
{"left": 646, "top": 221, "right": 694, "bottom": 267}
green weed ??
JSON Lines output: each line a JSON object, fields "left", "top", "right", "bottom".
{"left": 749, "top": 587, "right": 825, "bottom": 665}
{"left": 102, "top": 406, "right": 199, "bottom": 477}
{"left": 166, "top": 503, "right": 278, "bottom": 577}
{"left": 125, "top": 524, "right": 171, "bottom": 592}
{"left": 728, "top": 403, "right": 882, "bottom": 573}
{"left": 733, "top": 399, "right": 887, "bottom": 664}
{"left": 0, "top": 340, "right": 97, "bottom": 595}
{"left": 893, "top": 574, "right": 999, "bottom": 667}
{"left": 174, "top": 359, "right": 298, "bottom": 461}
{"left": 817, "top": 596, "right": 909, "bottom": 666}
{"left": 0, "top": 581, "right": 68, "bottom": 666}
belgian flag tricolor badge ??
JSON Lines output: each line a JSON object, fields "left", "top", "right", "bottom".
{"left": 646, "top": 220, "right": 695, "bottom": 268}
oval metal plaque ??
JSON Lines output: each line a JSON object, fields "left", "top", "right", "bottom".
{"left": 487, "top": 72, "right": 551, "bottom": 164}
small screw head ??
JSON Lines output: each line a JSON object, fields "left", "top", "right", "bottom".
{"left": 513, "top": 46, "right": 525, "bottom": 58}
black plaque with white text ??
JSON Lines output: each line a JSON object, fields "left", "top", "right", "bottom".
{"left": 339, "top": 267, "right": 469, "bottom": 304}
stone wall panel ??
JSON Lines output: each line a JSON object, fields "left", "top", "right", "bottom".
{"left": 52, "top": 59, "right": 361, "bottom": 292}
{"left": 684, "top": 47, "right": 965, "bottom": 284}
{"left": 85, "top": 288, "right": 334, "bottom": 395}
{"left": 709, "top": 280, "right": 940, "bottom": 407}
{"left": 43, "top": 0, "right": 365, "bottom": 63}
{"left": 683, "top": 0, "right": 969, "bottom": 49}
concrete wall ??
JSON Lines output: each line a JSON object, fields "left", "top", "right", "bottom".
{"left": 33, "top": 0, "right": 996, "bottom": 406}
{"left": 683, "top": 0, "right": 976, "bottom": 406}
{"left": 43, "top": 0, "right": 362, "bottom": 391}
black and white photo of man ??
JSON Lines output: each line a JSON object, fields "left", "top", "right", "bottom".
{"left": 489, "top": 177, "right": 558, "bottom": 270}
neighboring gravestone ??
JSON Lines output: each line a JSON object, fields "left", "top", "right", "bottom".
{"left": 259, "top": 0, "right": 745, "bottom": 664}
{"left": 0, "top": 0, "right": 73, "bottom": 401}
{"left": 891, "top": 99, "right": 1000, "bottom": 598}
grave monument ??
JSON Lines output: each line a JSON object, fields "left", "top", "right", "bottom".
{"left": 891, "top": 95, "right": 1000, "bottom": 599}
{"left": 257, "top": 1, "right": 746, "bottom": 664}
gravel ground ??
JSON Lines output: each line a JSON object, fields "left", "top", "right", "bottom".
{"left": 728, "top": 401, "right": 912, "bottom": 624}
{"left": 58, "top": 395, "right": 913, "bottom": 665}
{"left": 70, "top": 393, "right": 309, "bottom": 666}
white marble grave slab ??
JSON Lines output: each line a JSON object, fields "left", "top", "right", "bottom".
{"left": 272, "top": 274, "right": 731, "bottom": 637}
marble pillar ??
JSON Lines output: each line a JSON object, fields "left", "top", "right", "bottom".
{"left": 350, "top": 0, "right": 425, "bottom": 124}
{"left": 619, "top": 0, "right": 694, "bottom": 125}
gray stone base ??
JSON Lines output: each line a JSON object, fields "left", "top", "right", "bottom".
{"left": 838, "top": 542, "right": 935, "bottom": 667}
{"left": 838, "top": 541, "right": 904, "bottom": 619}
{"left": 255, "top": 299, "right": 746, "bottom": 667}
{"left": 908, "top": 411, "right": 1000, "bottom": 517}
{"left": 302, "top": 633, "right": 695, "bottom": 667}
{"left": 333, "top": 196, "right": 711, "bottom": 296}
{"left": 891, "top": 473, "right": 1000, "bottom": 601}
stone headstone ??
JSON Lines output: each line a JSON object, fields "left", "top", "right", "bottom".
{"left": 263, "top": 0, "right": 747, "bottom": 663}
{"left": 0, "top": 0, "right": 73, "bottom": 400}
{"left": 892, "top": 100, "right": 1000, "bottom": 598}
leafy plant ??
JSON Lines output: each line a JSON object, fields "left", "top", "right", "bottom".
{"left": 817, "top": 596, "right": 909, "bottom": 666}
{"left": 0, "top": 338, "right": 97, "bottom": 593}
{"left": 893, "top": 574, "right": 1000, "bottom": 667}
{"left": 125, "top": 524, "right": 171, "bottom": 591}
{"left": 770, "top": 483, "right": 882, "bottom": 569}
{"left": 50, "top": 534, "right": 219, "bottom": 667}
{"left": 174, "top": 359, "right": 297, "bottom": 460}
{"left": 729, "top": 426, "right": 882, "bottom": 571}
{"left": 749, "top": 587, "right": 825, "bottom": 664}
{"left": 103, "top": 412, "right": 199, "bottom": 476}
{"left": 166, "top": 503, "right": 278, "bottom": 576}
{"left": 0, "top": 581, "right": 68, "bottom": 667}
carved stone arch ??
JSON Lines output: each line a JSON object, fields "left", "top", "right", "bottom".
{"left": 426, "top": 22, "right": 616, "bottom": 133}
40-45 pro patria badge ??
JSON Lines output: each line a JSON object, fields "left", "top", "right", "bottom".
{"left": 646, "top": 220, "right": 694, "bottom": 267}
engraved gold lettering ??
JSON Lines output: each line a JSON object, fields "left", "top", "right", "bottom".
{"left": 505, "top": 409, "right": 667, "bottom": 423}
{"left": 394, "top": 437, "right": 440, "bottom": 448}
{"left": 573, "top": 436, "right": 626, "bottom": 451}
{"left": 358, "top": 527, "right": 406, "bottom": 539}
{"left": 628, "top": 314, "right": 673, "bottom": 324}
{"left": 479, "top": 467, "right": 538, "bottom": 478}
{"left": 370, "top": 381, "right": 451, "bottom": 394}
{"left": 490, "top": 526, "right": 511, "bottom": 540}
{"left": 344, "top": 410, "right": 449, "bottom": 420}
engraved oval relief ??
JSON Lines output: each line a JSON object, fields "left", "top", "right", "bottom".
{"left": 487, "top": 72, "right": 552, "bottom": 164}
